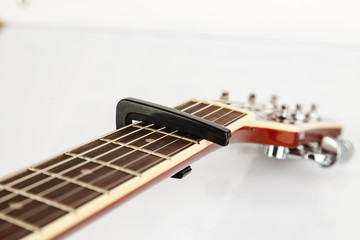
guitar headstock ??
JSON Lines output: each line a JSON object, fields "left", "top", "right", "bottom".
{"left": 215, "top": 91, "right": 354, "bottom": 167}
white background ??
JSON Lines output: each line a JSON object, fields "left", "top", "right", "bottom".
{"left": 0, "top": 1, "right": 360, "bottom": 240}
{"left": 1, "top": 0, "right": 360, "bottom": 45}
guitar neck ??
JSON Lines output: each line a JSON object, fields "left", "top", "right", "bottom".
{"left": 0, "top": 99, "right": 253, "bottom": 240}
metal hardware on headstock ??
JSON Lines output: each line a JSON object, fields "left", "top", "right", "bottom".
{"left": 265, "top": 137, "right": 354, "bottom": 167}
{"left": 218, "top": 91, "right": 321, "bottom": 124}
{"left": 219, "top": 91, "right": 321, "bottom": 124}
{"left": 217, "top": 91, "right": 354, "bottom": 167}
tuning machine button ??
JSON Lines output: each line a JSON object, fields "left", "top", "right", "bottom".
{"left": 270, "top": 95, "right": 278, "bottom": 109}
{"left": 248, "top": 93, "right": 256, "bottom": 105}
{"left": 220, "top": 91, "right": 230, "bottom": 102}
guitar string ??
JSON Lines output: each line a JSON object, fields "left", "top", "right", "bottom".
{"left": 0, "top": 100, "right": 210, "bottom": 210}
{"left": 0, "top": 101, "right": 218, "bottom": 228}
{"left": 0, "top": 101, "right": 240, "bottom": 229}
{"left": 1, "top": 105, "right": 243, "bottom": 234}
{"left": 0, "top": 123, "right": 153, "bottom": 204}
{"left": 0, "top": 100, "right": 202, "bottom": 189}
{"left": 0, "top": 123, "right": 159, "bottom": 232}
{"left": 0, "top": 102, "right": 240, "bottom": 230}
{"left": 35, "top": 103, "right": 221, "bottom": 206}
{"left": 0, "top": 100, "right": 206, "bottom": 199}
{"left": 0, "top": 127, "right": 192, "bottom": 229}
{"left": 0, "top": 101, "right": 207, "bottom": 220}
{"left": 0, "top": 100, "right": 202, "bottom": 193}
{"left": 0, "top": 123, "right": 166, "bottom": 209}
{"left": 0, "top": 123, "right": 139, "bottom": 188}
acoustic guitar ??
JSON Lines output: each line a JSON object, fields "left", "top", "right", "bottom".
{"left": 0, "top": 92, "right": 353, "bottom": 240}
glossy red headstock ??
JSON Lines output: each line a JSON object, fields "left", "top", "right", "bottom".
{"left": 215, "top": 92, "right": 353, "bottom": 167}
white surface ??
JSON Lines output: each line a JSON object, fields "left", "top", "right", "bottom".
{"left": 0, "top": 25, "right": 360, "bottom": 239}
{"left": 1, "top": 0, "right": 360, "bottom": 45}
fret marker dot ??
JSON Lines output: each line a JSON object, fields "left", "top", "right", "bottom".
{"left": 145, "top": 138, "right": 155, "bottom": 143}
{"left": 9, "top": 202, "right": 23, "bottom": 210}
{"left": 81, "top": 168, "right": 94, "bottom": 175}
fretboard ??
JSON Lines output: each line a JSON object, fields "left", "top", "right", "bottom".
{"left": 0, "top": 98, "right": 252, "bottom": 240}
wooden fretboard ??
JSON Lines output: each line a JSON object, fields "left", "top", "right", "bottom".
{"left": 0, "top": 98, "right": 253, "bottom": 240}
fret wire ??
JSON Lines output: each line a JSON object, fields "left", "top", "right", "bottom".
{"left": 64, "top": 152, "right": 140, "bottom": 176}
{"left": 0, "top": 123, "right": 156, "bottom": 221}
{"left": 100, "top": 138, "right": 171, "bottom": 160}
{"left": 189, "top": 103, "right": 214, "bottom": 115}
{"left": 0, "top": 100, "right": 243, "bottom": 232}
{"left": 104, "top": 101, "right": 227, "bottom": 172}
{"left": 177, "top": 101, "right": 202, "bottom": 111}
{"left": 0, "top": 129, "right": 153, "bottom": 210}
{"left": 10, "top": 100, "right": 207, "bottom": 198}
{"left": 45, "top": 126, "right": 190, "bottom": 195}
{"left": 8, "top": 101, "right": 214, "bottom": 200}
{"left": 0, "top": 170, "right": 100, "bottom": 224}
{"left": 98, "top": 100, "right": 226, "bottom": 173}
{"left": 135, "top": 102, "right": 241, "bottom": 172}
{"left": 0, "top": 123, "right": 145, "bottom": 189}
{"left": 0, "top": 192, "right": 47, "bottom": 231}
{"left": 58, "top": 124, "right": 173, "bottom": 177}
{"left": 70, "top": 124, "right": 171, "bottom": 169}
{"left": 136, "top": 138, "right": 194, "bottom": 173}
{"left": 0, "top": 197, "right": 63, "bottom": 231}
{"left": 131, "top": 125, "right": 199, "bottom": 144}
{"left": 0, "top": 184, "right": 74, "bottom": 213}
{"left": 0, "top": 185, "right": 17, "bottom": 205}
{"left": 71, "top": 127, "right": 182, "bottom": 186}
{"left": 28, "top": 167, "right": 107, "bottom": 194}
{"left": 4, "top": 102, "right": 210, "bottom": 207}
{"left": 0, "top": 123, "right": 153, "bottom": 203}
{"left": 53, "top": 127, "right": 184, "bottom": 194}
{"left": 209, "top": 109, "right": 235, "bottom": 123}
{"left": 122, "top": 129, "right": 181, "bottom": 168}
{"left": 0, "top": 125, "right": 132, "bottom": 188}
{"left": 0, "top": 212, "right": 39, "bottom": 232}
{"left": 201, "top": 106, "right": 224, "bottom": 119}
{"left": 27, "top": 167, "right": 102, "bottom": 208}
{"left": 222, "top": 113, "right": 247, "bottom": 126}
{"left": 0, "top": 127, "right": 175, "bottom": 222}
{"left": 0, "top": 124, "right": 174, "bottom": 215}
{"left": 0, "top": 124, "right": 181, "bottom": 217}
{"left": 102, "top": 127, "right": 180, "bottom": 166}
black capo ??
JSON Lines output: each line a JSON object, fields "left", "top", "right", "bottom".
{"left": 116, "top": 97, "right": 231, "bottom": 146}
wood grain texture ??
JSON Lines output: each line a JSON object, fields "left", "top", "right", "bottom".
{"left": 0, "top": 98, "right": 251, "bottom": 240}
{"left": 0, "top": 219, "right": 32, "bottom": 240}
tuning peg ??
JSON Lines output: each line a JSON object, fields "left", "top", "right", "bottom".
{"left": 248, "top": 93, "right": 256, "bottom": 105}
{"left": 270, "top": 95, "right": 278, "bottom": 108}
{"left": 220, "top": 91, "right": 230, "bottom": 103}
{"left": 279, "top": 104, "right": 289, "bottom": 119}
{"left": 320, "top": 137, "right": 354, "bottom": 166}
{"left": 291, "top": 104, "right": 305, "bottom": 122}
{"left": 306, "top": 104, "right": 320, "bottom": 122}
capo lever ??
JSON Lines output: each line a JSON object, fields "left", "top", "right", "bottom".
{"left": 116, "top": 98, "right": 231, "bottom": 146}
